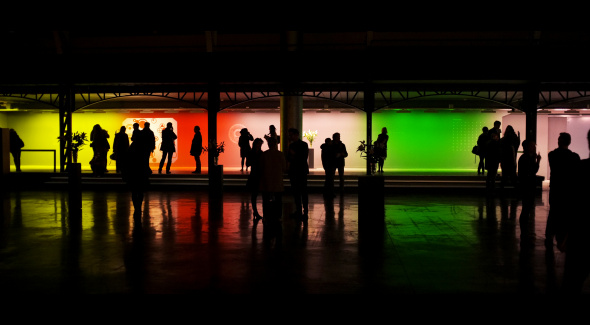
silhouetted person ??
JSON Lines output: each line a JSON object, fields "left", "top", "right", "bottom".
{"left": 321, "top": 137, "right": 336, "bottom": 197}
{"left": 90, "top": 124, "right": 110, "bottom": 177}
{"left": 142, "top": 122, "right": 155, "bottom": 174}
{"left": 158, "top": 122, "right": 177, "bottom": 174}
{"left": 113, "top": 126, "right": 129, "bottom": 174}
{"left": 259, "top": 136, "right": 286, "bottom": 222}
{"left": 500, "top": 125, "right": 521, "bottom": 187}
{"left": 545, "top": 132, "right": 580, "bottom": 248}
{"left": 287, "top": 128, "right": 309, "bottom": 221}
{"left": 123, "top": 130, "right": 150, "bottom": 221}
{"left": 131, "top": 122, "right": 141, "bottom": 142}
{"left": 265, "top": 124, "right": 280, "bottom": 149}
{"left": 9, "top": 129, "right": 24, "bottom": 172}
{"left": 489, "top": 120, "right": 501, "bottom": 137}
{"left": 246, "top": 138, "right": 264, "bottom": 221}
{"left": 477, "top": 126, "right": 490, "bottom": 175}
{"left": 374, "top": 127, "right": 389, "bottom": 173}
{"left": 238, "top": 128, "right": 253, "bottom": 172}
{"left": 333, "top": 132, "right": 348, "bottom": 193}
{"left": 517, "top": 139, "right": 541, "bottom": 225}
{"left": 562, "top": 129, "right": 590, "bottom": 294}
{"left": 485, "top": 130, "right": 501, "bottom": 192}
{"left": 190, "top": 125, "right": 203, "bottom": 174}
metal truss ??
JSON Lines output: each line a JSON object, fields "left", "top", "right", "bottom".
{"left": 538, "top": 90, "right": 590, "bottom": 108}
{"left": 374, "top": 89, "right": 524, "bottom": 110}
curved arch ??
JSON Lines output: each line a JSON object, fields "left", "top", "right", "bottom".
{"left": 374, "top": 91, "right": 523, "bottom": 111}
{"left": 538, "top": 90, "right": 590, "bottom": 109}
{"left": 219, "top": 91, "right": 364, "bottom": 111}
{"left": 75, "top": 92, "right": 208, "bottom": 111}
{"left": 0, "top": 93, "right": 62, "bottom": 110}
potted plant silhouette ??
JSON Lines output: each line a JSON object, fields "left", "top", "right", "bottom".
{"left": 356, "top": 140, "right": 378, "bottom": 175}
{"left": 303, "top": 129, "right": 318, "bottom": 168}
{"left": 204, "top": 141, "right": 225, "bottom": 166}
{"left": 204, "top": 141, "right": 225, "bottom": 198}
{"left": 58, "top": 131, "right": 88, "bottom": 164}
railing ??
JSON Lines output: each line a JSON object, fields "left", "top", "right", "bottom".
{"left": 20, "top": 149, "right": 57, "bottom": 172}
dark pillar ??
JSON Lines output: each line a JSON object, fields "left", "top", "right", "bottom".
{"left": 364, "top": 85, "right": 375, "bottom": 175}
{"left": 207, "top": 83, "right": 223, "bottom": 199}
{"left": 0, "top": 128, "right": 9, "bottom": 175}
{"left": 0, "top": 129, "right": 9, "bottom": 224}
{"left": 280, "top": 94, "right": 303, "bottom": 153}
{"left": 523, "top": 83, "right": 540, "bottom": 142}
{"left": 59, "top": 86, "right": 75, "bottom": 173}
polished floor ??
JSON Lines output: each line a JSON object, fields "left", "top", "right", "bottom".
{"left": 0, "top": 185, "right": 584, "bottom": 294}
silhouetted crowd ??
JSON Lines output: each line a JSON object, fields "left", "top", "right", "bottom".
{"left": 476, "top": 120, "right": 590, "bottom": 293}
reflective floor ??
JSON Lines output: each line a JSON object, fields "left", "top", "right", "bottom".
{"left": 0, "top": 187, "right": 583, "bottom": 294}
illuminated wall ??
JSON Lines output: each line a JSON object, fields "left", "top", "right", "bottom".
{"left": 4, "top": 108, "right": 589, "bottom": 178}
{"left": 3, "top": 111, "right": 208, "bottom": 171}
{"left": 216, "top": 110, "right": 367, "bottom": 168}
{"left": 372, "top": 110, "right": 511, "bottom": 171}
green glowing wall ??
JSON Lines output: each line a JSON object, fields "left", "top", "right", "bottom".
{"left": 372, "top": 110, "right": 507, "bottom": 171}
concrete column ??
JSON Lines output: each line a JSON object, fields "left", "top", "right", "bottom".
{"left": 364, "top": 85, "right": 375, "bottom": 175}
{"left": 0, "top": 128, "right": 9, "bottom": 175}
{"left": 280, "top": 95, "right": 303, "bottom": 153}
{"left": 523, "top": 83, "right": 540, "bottom": 142}
{"left": 207, "top": 83, "right": 223, "bottom": 199}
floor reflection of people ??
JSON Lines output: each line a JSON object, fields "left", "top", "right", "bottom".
{"left": 246, "top": 138, "right": 263, "bottom": 221}
{"left": 123, "top": 128, "right": 151, "bottom": 222}
{"left": 517, "top": 139, "right": 541, "bottom": 246}
{"left": 287, "top": 128, "right": 309, "bottom": 221}
{"left": 259, "top": 136, "right": 286, "bottom": 237}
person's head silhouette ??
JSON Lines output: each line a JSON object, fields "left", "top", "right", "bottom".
{"left": 253, "top": 138, "right": 263, "bottom": 151}
{"left": 288, "top": 128, "right": 299, "bottom": 142}
{"left": 333, "top": 132, "right": 341, "bottom": 142}
{"left": 558, "top": 132, "right": 571, "bottom": 148}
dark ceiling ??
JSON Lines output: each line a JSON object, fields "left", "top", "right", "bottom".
{"left": 2, "top": 30, "right": 590, "bottom": 110}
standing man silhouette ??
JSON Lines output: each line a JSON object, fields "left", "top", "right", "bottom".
{"left": 190, "top": 125, "right": 203, "bottom": 174}
{"left": 485, "top": 130, "right": 501, "bottom": 192}
{"left": 562, "top": 129, "right": 590, "bottom": 293}
{"left": 545, "top": 132, "right": 580, "bottom": 248}
{"left": 142, "top": 122, "right": 155, "bottom": 174}
{"left": 477, "top": 126, "right": 490, "bottom": 175}
{"left": 158, "top": 122, "right": 177, "bottom": 174}
{"left": 287, "top": 128, "right": 309, "bottom": 221}
{"left": 9, "top": 129, "right": 24, "bottom": 172}
{"left": 332, "top": 132, "right": 348, "bottom": 193}
{"left": 113, "top": 126, "right": 129, "bottom": 174}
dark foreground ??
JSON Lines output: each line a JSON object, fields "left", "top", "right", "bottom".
{"left": 0, "top": 187, "right": 582, "bottom": 295}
